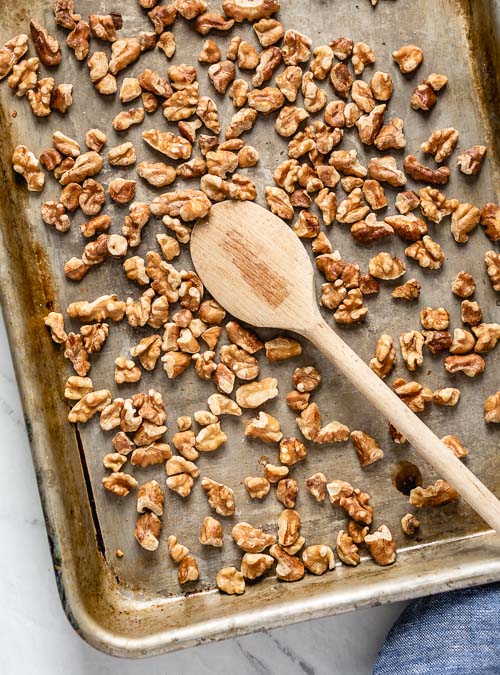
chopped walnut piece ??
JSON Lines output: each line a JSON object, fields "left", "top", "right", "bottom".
{"left": 479, "top": 203, "right": 500, "bottom": 242}
{"left": 53, "top": 0, "right": 80, "bottom": 29}
{"left": 68, "top": 389, "right": 112, "bottom": 424}
{"left": 449, "top": 328, "right": 475, "bottom": 355}
{"left": 396, "top": 190, "right": 420, "bottom": 215}
{"left": 253, "top": 17, "right": 284, "bottom": 46}
{"left": 330, "top": 37, "right": 353, "bottom": 60}
{"left": 198, "top": 39, "right": 221, "bottom": 63}
{"left": 275, "top": 106, "right": 309, "bottom": 138}
{"left": 167, "top": 535, "right": 189, "bottom": 563}
{"left": 336, "top": 530, "right": 360, "bottom": 566}
{"left": 0, "top": 34, "right": 29, "bottom": 81}
{"left": 472, "top": 323, "right": 500, "bottom": 353}
{"left": 450, "top": 203, "right": 480, "bottom": 244}
{"left": 135, "top": 512, "right": 161, "bottom": 551}
{"left": 442, "top": 434, "right": 469, "bottom": 458}
{"left": 457, "top": 145, "right": 487, "bottom": 176}
{"left": 103, "top": 453, "right": 127, "bottom": 473}
{"left": 220, "top": 344, "right": 259, "bottom": 380}
{"left": 384, "top": 214, "right": 427, "bottom": 242}
{"left": 240, "top": 553, "right": 273, "bottom": 581}
{"left": 166, "top": 456, "right": 199, "bottom": 478}
{"left": 351, "top": 213, "right": 393, "bottom": 243}
{"left": 114, "top": 356, "right": 141, "bottom": 384}
{"left": 352, "top": 41, "right": 375, "bottom": 75}
{"left": 178, "top": 555, "right": 200, "bottom": 585}
{"left": 286, "top": 390, "right": 310, "bottom": 412}
{"left": 392, "top": 44, "right": 423, "bottom": 73}
{"left": 404, "top": 155, "right": 450, "bottom": 185}
{"left": 329, "top": 62, "right": 353, "bottom": 99}
{"left": 232, "top": 522, "right": 275, "bottom": 553}
{"left": 461, "top": 300, "right": 482, "bottom": 326}
{"left": 137, "top": 480, "right": 164, "bottom": 517}
{"left": 236, "top": 378, "right": 279, "bottom": 409}
{"left": 244, "top": 476, "right": 270, "bottom": 500}
{"left": 281, "top": 29, "right": 311, "bottom": 66}
{"left": 64, "top": 376, "right": 93, "bottom": 401}
{"left": 350, "top": 430, "right": 384, "bottom": 467}
{"left": 410, "top": 480, "right": 459, "bottom": 507}
{"left": 270, "top": 545, "right": 304, "bottom": 582}
{"left": 362, "top": 180, "right": 387, "bottom": 211}
{"left": 333, "top": 289, "right": 367, "bottom": 325}
{"left": 131, "top": 443, "right": 172, "bottom": 468}
{"left": 444, "top": 354, "right": 486, "bottom": 378}
{"left": 421, "top": 128, "right": 459, "bottom": 163}
{"left": 365, "top": 525, "right": 396, "bottom": 566}
{"left": 368, "top": 156, "right": 406, "bottom": 187}
{"left": 102, "top": 471, "right": 138, "bottom": 497}
{"left": 275, "top": 478, "right": 297, "bottom": 509}
{"left": 424, "top": 72, "right": 448, "bottom": 91}
{"left": 393, "top": 378, "right": 432, "bottom": 412}
{"left": 336, "top": 188, "right": 369, "bottom": 224}
{"left": 245, "top": 411, "right": 282, "bottom": 443}
{"left": 405, "top": 236, "right": 445, "bottom": 270}
{"left": 368, "top": 252, "right": 406, "bottom": 280}
{"left": 8, "top": 57, "right": 39, "bottom": 96}
{"left": 419, "top": 186, "right": 457, "bottom": 224}
{"left": 166, "top": 473, "right": 195, "bottom": 497}
{"left": 279, "top": 437, "right": 307, "bottom": 466}
{"left": 485, "top": 251, "right": 500, "bottom": 291}
{"left": 302, "top": 545, "right": 335, "bottom": 575}
{"left": 327, "top": 480, "right": 373, "bottom": 525}
{"left": 292, "top": 367, "right": 321, "bottom": 394}
{"left": 216, "top": 567, "right": 245, "bottom": 595}
{"left": 201, "top": 477, "right": 235, "bottom": 516}
{"left": 423, "top": 330, "right": 452, "bottom": 355}
{"left": 65, "top": 20, "right": 90, "bottom": 61}
{"left": 195, "top": 422, "right": 227, "bottom": 452}
{"left": 207, "top": 60, "right": 234, "bottom": 94}
{"left": 401, "top": 513, "right": 420, "bottom": 536}
{"left": 304, "top": 472, "right": 326, "bottom": 503}
{"left": 197, "top": 516, "right": 223, "bottom": 548}
{"left": 345, "top": 521, "right": 367, "bottom": 545}
{"left": 265, "top": 337, "right": 302, "bottom": 361}
{"left": 369, "top": 334, "right": 396, "bottom": 380}
{"left": 484, "top": 392, "right": 500, "bottom": 423}
{"left": 41, "top": 202, "right": 70, "bottom": 233}
{"left": 420, "top": 307, "right": 449, "bottom": 331}
{"left": 12, "top": 145, "right": 45, "bottom": 192}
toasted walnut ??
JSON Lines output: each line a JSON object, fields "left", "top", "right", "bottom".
{"left": 214, "top": 566, "right": 244, "bottom": 595}
{"left": 275, "top": 478, "right": 297, "bottom": 509}
{"left": 64, "top": 375, "right": 93, "bottom": 401}
{"left": 419, "top": 186, "right": 457, "bottom": 224}
{"left": 441, "top": 435, "right": 469, "bottom": 459}
{"left": 201, "top": 477, "right": 235, "bottom": 516}
{"left": 336, "top": 530, "right": 360, "bottom": 566}
{"left": 276, "top": 436, "right": 306, "bottom": 466}
{"left": 329, "top": 150, "right": 367, "bottom": 178}
{"left": 392, "top": 44, "right": 423, "bottom": 73}
{"left": 194, "top": 422, "right": 226, "bottom": 452}
{"left": 166, "top": 456, "right": 199, "bottom": 479}
{"left": 400, "top": 513, "right": 420, "bottom": 536}
{"left": 242, "top": 476, "right": 269, "bottom": 500}
{"left": 410, "top": 480, "right": 459, "bottom": 507}
{"left": 248, "top": 86, "right": 285, "bottom": 114}
{"left": 262, "top": 338, "right": 301, "bottom": 363}
{"left": 232, "top": 522, "right": 276, "bottom": 554}
{"left": 449, "top": 328, "right": 475, "bottom": 355}
{"left": 472, "top": 323, "right": 500, "bottom": 353}
{"left": 137, "top": 480, "right": 164, "bottom": 517}
{"left": 102, "top": 471, "right": 138, "bottom": 498}
{"left": 444, "top": 354, "right": 486, "bottom": 378}
{"left": 112, "top": 107, "right": 145, "bottom": 132}
{"left": 329, "top": 62, "right": 353, "bottom": 99}
{"left": 421, "top": 128, "right": 459, "bottom": 163}
{"left": 351, "top": 213, "right": 393, "bottom": 243}
{"left": 350, "top": 40, "right": 374, "bottom": 75}
{"left": 485, "top": 251, "right": 500, "bottom": 291}
{"left": 350, "top": 430, "right": 384, "bottom": 467}
{"left": 484, "top": 392, "right": 500, "bottom": 423}
{"left": 423, "top": 330, "right": 452, "bottom": 355}
{"left": 0, "top": 34, "right": 28, "bottom": 81}
{"left": 167, "top": 535, "right": 189, "bottom": 563}
{"left": 53, "top": 0, "right": 80, "bottom": 28}
{"left": 384, "top": 214, "right": 427, "bottom": 243}
{"left": 235, "top": 378, "right": 278, "bottom": 409}
{"left": 404, "top": 155, "right": 450, "bottom": 186}
{"left": 137, "top": 162, "right": 176, "bottom": 189}
{"left": 450, "top": 203, "right": 480, "bottom": 244}
{"left": 333, "top": 289, "right": 367, "bottom": 324}
{"left": 226, "top": 107, "right": 258, "bottom": 140}
{"left": 103, "top": 452, "right": 127, "bottom": 473}
{"left": 131, "top": 443, "right": 172, "bottom": 468}
{"left": 420, "top": 307, "right": 450, "bottom": 331}
{"left": 393, "top": 378, "right": 432, "bottom": 412}
{"left": 114, "top": 356, "right": 141, "bottom": 384}
{"left": 327, "top": 480, "right": 373, "bottom": 525}
{"left": 301, "top": 545, "right": 335, "bottom": 576}
{"left": 177, "top": 555, "right": 199, "bottom": 584}
{"left": 245, "top": 411, "right": 282, "bottom": 443}
{"left": 269, "top": 544, "right": 304, "bottom": 581}
{"left": 479, "top": 203, "right": 499, "bottom": 242}
{"left": 166, "top": 473, "right": 195, "bottom": 497}
{"left": 374, "top": 118, "right": 406, "bottom": 152}
{"left": 368, "top": 156, "right": 406, "bottom": 187}
{"left": 12, "top": 145, "right": 45, "bottom": 192}
{"left": 68, "top": 389, "right": 112, "bottom": 424}
{"left": 368, "top": 252, "right": 406, "bottom": 281}
{"left": 280, "top": 29, "right": 311, "bottom": 66}
{"left": 239, "top": 554, "right": 273, "bottom": 582}
{"left": 134, "top": 512, "right": 161, "bottom": 551}
{"left": 456, "top": 145, "right": 487, "bottom": 176}
{"left": 156, "top": 30, "right": 176, "bottom": 59}
{"left": 423, "top": 72, "right": 448, "bottom": 91}
{"left": 395, "top": 190, "right": 420, "bottom": 215}
{"left": 198, "top": 39, "right": 220, "bottom": 64}
{"left": 286, "top": 390, "right": 310, "bottom": 412}
{"left": 275, "top": 106, "right": 309, "bottom": 138}
{"left": 142, "top": 129, "right": 192, "bottom": 162}
{"left": 195, "top": 517, "right": 223, "bottom": 550}
{"left": 365, "top": 525, "right": 396, "bottom": 566}
{"left": 8, "top": 56, "right": 39, "bottom": 97}
{"left": 40, "top": 201, "right": 70, "bottom": 233}
{"left": 63, "top": 333, "right": 89, "bottom": 375}
{"left": 301, "top": 72, "right": 327, "bottom": 113}
{"left": 304, "top": 472, "right": 326, "bottom": 503}
{"left": 172, "top": 430, "right": 198, "bottom": 461}
{"left": 405, "top": 236, "right": 444, "bottom": 270}
{"left": 66, "top": 21, "right": 90, "bottom": 61}
{"left": 336, "top": 188, "right": 369, "bottom": 224}
{"left": 461, "top": 300, "right": 483, "bottom": 326}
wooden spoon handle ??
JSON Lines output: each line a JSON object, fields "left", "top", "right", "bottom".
{"left": 305, "top": 318, "right": 500, "bottom": 533}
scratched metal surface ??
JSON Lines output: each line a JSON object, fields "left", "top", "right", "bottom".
{"left": 0, "top": 0, "right": 499, "bottom": 656}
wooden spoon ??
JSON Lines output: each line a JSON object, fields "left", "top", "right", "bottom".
{"left": 191, "top": 200, "right": 500, "bottom": 532}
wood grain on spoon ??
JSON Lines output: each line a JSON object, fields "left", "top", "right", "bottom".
{"left": 191, "top": 200, "right": 500, "bottom": 533}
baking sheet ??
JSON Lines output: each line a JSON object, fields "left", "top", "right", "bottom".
{"left": 0, "top": 0, "right": 499, "bottom": 657}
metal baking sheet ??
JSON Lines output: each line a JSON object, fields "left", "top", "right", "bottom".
{"left": 0, "top": 0, "right": 499, "bottom": 657}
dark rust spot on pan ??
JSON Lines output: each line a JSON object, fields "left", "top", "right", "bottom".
{"left": 221, "top": 229, "right": 290, "bottom": 309}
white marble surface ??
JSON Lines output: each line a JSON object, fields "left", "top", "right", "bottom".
{"left": 0, "top": 310, "right": 404, "bottom": 674}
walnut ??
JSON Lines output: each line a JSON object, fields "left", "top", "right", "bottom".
{"left": 59, "top": 151, "right": 103, "bottom": 186}
{"left": 222, "top": 0, "right": 280, "bottom": 21}
{"left": 336, "top": 531, "right": 360, "bottom": 566}
{"left": 364, "top": 525, "right": 396, "bottom": 566}
{"left": 238, "top": 146, "right": 259, "bottom": 169}
{"left": 350, "top": 430, "right": 383, "bottom": 467}
{"left": 281, "top": 29, "right": 311, "bottom": 66}
{"left": 351, "top": 80, "right": 375, "bottom": 114}
{"left": 245, "top": 411, "right": 282, "bottom": 443}
{"left": 423, "top": 330, "right": 452, "bottom": 355}
{"left": 216, "top": 567, "right": 245, "bottom": 595}
{"left": 111, "top": 432, "right": 135, "bottom": 456}
{"left": 360, "top": 180, "right": 386, "bottom": 211}
{"left": 457, "top": 145, "right": 487, "bottom": 176}
{"left": 89, "top": 13, "right": 122, "bottom": 42}
{"left": 114, "top": 356, "right": 141, "bottom": 384}
{"left": 262, "top": 461, "right": 288, "bottom": 483}
{"left": 177, "top": 555, "right": 199, "bottom": 584}
{"left": 445, "top": 354, "right": 486, "bottom": 378}
{"left": 275, "top": 106, "right": 309, "bottom": 138}
{"left": 369, "top": 334, "right": 396, "bottom": 379}
{"left": 137, "top": 479, "right": 164, "bottom": 517}
{"left": 410, "top": 480, "right": 459, "bottom": 507}
{"left": 201, "top": 477, "right": 235, "bottom": 516}
{"left": 418, "top": 186, "right": 457, "bottom": 224}
{"left": 167, "top": 535, "right": 189, "bottom": 563}
{"left": 289, "top": 367, "right": 320, "bottom": 396}
{"left": 198, "top": 39, "right": 220, "bottom": 64}
{"left": 64, "top": 376, "right": 93, "bottom": 401}
{"left": 450, "top": 273, "right": 475, "bottom": 302}
{"left": 102, "top": 471, "right": 138, "bottom": 499}
{"left": 300, "top": 545, "right": 335, "bottom": 576}
{"left": 137, "top": 161, "right": 176, "bottom": 189}
{"left": 485, "top": 251, "right": 500, "bottom": 291}
{"left": 374, "top": 118, "right": 406, "bottom": 152}
{"left": 163, "top": 84, "right": 200, "bottom": 123}
{"left": 274, "top": 478, "right": 297, "bottom": 508}
{"left": 351, "top": 213, "right": 393, "bottom": 243}
{"left": 485, "top": 392, "right": 500, "bottom": 423}
{"left": 156, "top": 30, "right": 176, "bottom": 59}
{"left": 450, "top": 203, "right": 480, "bottom": 244}
{"left": 400, "top": 331, "right": 424, "bottom": 371}
{"left": 329, "top": 36, "right": 353, "bottom": 60}
{"left": 248, "top": 86, "right": 285, "bottom": 114}
{"left": 461, "top": 300, "right": 483, "bottom": 326}
{"left": 128, "top": 335, "right": 161, "bottom": 371}
{"left": 40, "top": 202, "right": 70, "bottom": 233}
{"left": 0, "top": 34, "right": 29, "bottom": 81}
{"left": 142, "top": 129, "right": 192, "bottom": 161}
{"left": 301, "top": 73, "right": 327, "bottom": 113}
{"left": 196, "top": 517, "right": 223, "bottom": 550}
{"left": 119, "top": 399, "right": 141, "bottom": 433}
{"left": 275, "top": 436, "right": 307, "bottom": 467}
{"left": 206, "top": 149, "right": 238, "bottom": 178}
{"left": 232, "top": 522, "right": 275, "bottom": 554}
{"left": 330, "top": 150, "right": 367, "bottom": 178}
{"left": 205, "top": 60, "right": 234, "bottom": 95}
{"left": 336, "top": 188, "right": 368, "bottom": 224}
{"left": 166, "top": 456, "right": 199, "bottom": 480}
{"left": 63, "top": 333, "right": 89, "bottom": 375}
{"left": 419, "top": 307, "right": 449, "bottom": 331}
{"left": 329, "top": 62, "right": 353, "bottom": 99}
{"left": 112, "top": 107, "right": 145, "bottom": 132}
{"left": 53, "top": 0, "right": 80, "bottom": 28}
{"left": 392, "top": 44, "right": 423, "bottom": 73}
{"left": 172, "top": 430, "right": 198, "bottom": 461}
{"left": 400, "top": 513, "right": 420, "bottom": 536}
{"left": 384, "top": 214, "right": 427, "bottom": 242}
{"left": 134, "top": 419, "right": 167, "bottom": 447}
{"left": 395, "top": 190, "right": 420, "bottom": 215}
{"left": 107, "top": 178, "right": 136, "bottom": 205}
{"left": 411, "top": 82, "right": 436, "bottom": 111}
{"left": 147, "top": 4, "right": 176, "bottom": 33}
{"left": 66, "top": 21, "right": 90, "bottom": 61}
{"left": 421, "top": 128, "right": 459, "bottom": 163}
{"left": 368, "top": 70, "right": 393, "bottom": 101}
{"left": 239, "top": 554, "right": 273, "bottom": 582}
{"left": 8, "top": 57, "right": 39, "bottom": 97}
{"left": 305, "top": 472, "right": 327, "bottom": 502}
{"left": 131, "top": 443, "right": 172, "bottom": 468}
{"left": 368, "top": 156, "right": 406, "bottom": 187}
{"left": 359, "top": 274, "right": 380, "bottom": 296}
{"left": 135, "top": 512, "right": 161, "bottom": 551}
{"left": 234, "top": 378, "right": 277, "bottom": 409}
{"left": 327, "top": 480, "right": 373, "bottom": 525}
{"left": 472, "top": 323, "right": 500, "bottom": 353}
{"left": 405, "top": 235, "right": 445, "bottom": 270}
{"left": 479, "top": 203, "right": 499, "bottom": 242}
{"left": 352, "top": 41, "right": 375, "bottom": 75}
{"left": 286, "top": 390, "right": 310, "bottom": 412}
{"left": 103, "top": 452, "right": 127, "bottom": 473}
{"left": 269, "top": 545, "right": 305, "bottom": 581}
{"left": 68, "top": 389, "right": 112, "bottom": 424}
{"left": 243, "top": 476, "right": 270, "bottom": 500}
{"left": 333, "top": 289, "right": 368, "bottom": 324}
{"left": 441, "top": 435, "right": 469, "bottom": 459}
{"left": 393, "top": 378, "right": 432, "bottom": 412}
{"left": 39, "top": 147, "right": 62, "bottom": 173}
{"left": 367, "top": 252, "right": 405, "bottom": 281}
{"left": 12, "top": 145, "right": 45, "bottom": 192}
{"left": 404, "top": 155, "right": 450, "bottom": 185}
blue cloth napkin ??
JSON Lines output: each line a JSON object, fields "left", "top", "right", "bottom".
{"left": 373, "top": 583, "right": 500, "bottom": 674}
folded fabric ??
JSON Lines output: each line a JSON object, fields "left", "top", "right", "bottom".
{"left": 373, "top": 583, "right": 500, "bottom": 674}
